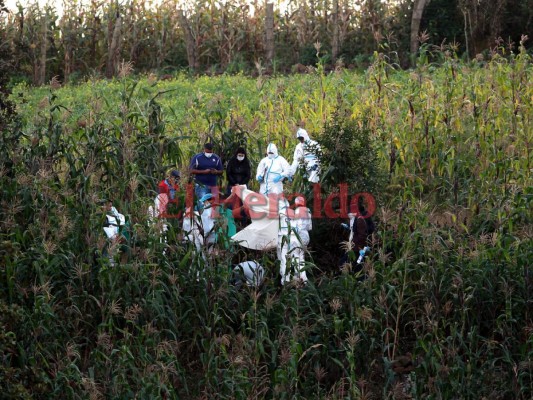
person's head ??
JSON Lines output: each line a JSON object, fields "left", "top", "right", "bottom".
{"left": 204, "top": 142, "right": 214, "bottom": 158}
{"left": 296, "top": 128, "right": 310, "bottom": 143}
{"left": 235, "top": 147, "right": 246, "bottom": 162}
{"left": 98, "top": 198, "right": 112, "bottom": 211}
{"left": 167, "top": 169, "right": 180, "bottom": 184}
{"left": 199, "top": 193, "right": 214, "bottom": 209}
{"left": 266, "top": 143, "right": 278, "bottom": 159}
{"left": 294, "top": 196, "right": 306, "bottom": 207}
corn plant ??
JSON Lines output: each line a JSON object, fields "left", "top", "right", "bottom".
{"left": 1, "top": 47, "right": 532, "bottom": 398}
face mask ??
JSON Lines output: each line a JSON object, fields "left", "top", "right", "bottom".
{"left": 204, "top": 152, "right": 213, "bottom": 158}
{"left": 268, "top": 154, "right": 275, "bottom": 159}
{"left": 237, "top": 155, "right": 245, "bottom": 161}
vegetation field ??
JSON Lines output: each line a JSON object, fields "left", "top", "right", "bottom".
{"left": 1, "top": 46, "right": 532, "bottom": 399}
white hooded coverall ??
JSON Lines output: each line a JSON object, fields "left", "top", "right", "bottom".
{"left": 182, "top": 207, "right": 202, "bottom": 252}
{"left": 277, "top": 198, "right": 310, "bottom": 285}
{"left": 147, "top": 193, "right": 170, "bottom": 233}
{"left": 292, "top": 203, "right": 312, "bottom": 271}
{"left": 200, "top": 204, "right": 217, "bottom": 246}
{"left": 233, "top": 261, "right": 265, "bottom": 287}
{"left": 256, "top": 143, "right": 292, "bottom": 196}
{"left": 291, "top": 128, "right": 321, "bottom": 183}
{"left": 103, "top": 206, "right": 126, "bottom": 240}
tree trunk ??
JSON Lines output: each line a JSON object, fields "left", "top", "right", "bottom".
{"left": 90, "top": 2, "right": 99, "bottom": 69}
{"left": 265, "top": 2, "right": 274, "bottom": 68}
{"left": 410, "top": 0, "right": 429, "bottom": 59}
{"left": 178, "top": 9, "right": 197, "bottom": 72}
{"left": 128, "top": 1, "right": 139, "bottom": 64}
{"left": 156, "top": 22, "right": 167, "bottom": 70}
{"left": 332, "top": 0, "right": 339, "bottom": 62}
{"left": 64, "top": 45, "right": 71, "bottom": 83}
{"left": 462, "top": 7, "right": 470, "bottom": 59}
{"left": 296, "top": 4, "right": 306, "bottom": 48}
{"left": 38, "top": 13, "right": 47, "bottom": 85}
{"left": 106, "top": 12, "right": 122, "bottom": 79}
{"left": 338, "top": 0, "right": 351, "bottom": 52}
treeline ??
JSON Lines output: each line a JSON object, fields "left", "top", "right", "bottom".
{"left": 0, "top": 0, "right": 532, "bottom": 85}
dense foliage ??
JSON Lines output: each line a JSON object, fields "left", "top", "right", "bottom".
{"left": 1, "top": 45, "right": 532, "bottom": 398}
{"left": 0, "top": 0, "right": 532, "bottom": 85}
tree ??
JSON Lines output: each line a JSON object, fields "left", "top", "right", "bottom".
{"left": 178, "top": 9, "right": 197, "bottom": 72}
{"left": 411, "top": 0, "right": 430, "bottom": 59}
{"left": 0, "top": 0, "right": 15, "bottom": 131}
{"left": 105, "top": 5, "right": 122, "bottom": 79}
{"left": 265, "top": 2, "right": 274, "bottom": 68}
{"left": 38, "top": 9, "right": 46, "bottom": 85}
{"left": 331, "top": 0, "right": 339, "bottom": 61}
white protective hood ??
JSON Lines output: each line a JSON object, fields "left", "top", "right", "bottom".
{"left": 266, "top": 143, "right": 279, "bottom": 157}
{"left": 296, "top": 128, "right": 310, "bottom": 141}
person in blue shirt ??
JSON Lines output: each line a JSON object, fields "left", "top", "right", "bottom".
{"left": 189, "top": 142, "right": 223, "bottom": 200}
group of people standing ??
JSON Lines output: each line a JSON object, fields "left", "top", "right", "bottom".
{"left": 187, "top": 127, "right": 321, "bottom": 200}
{"left": 101, "top": 126, "right": 372, "bottom": 286}
{"left": 181, "top": 127, "right": 321, "bottom": 286}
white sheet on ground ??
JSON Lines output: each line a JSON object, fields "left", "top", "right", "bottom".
{"left": 230, "top": 186, "right": 279, "bottom": 250}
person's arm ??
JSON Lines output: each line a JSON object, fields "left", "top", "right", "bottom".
{"left": 189, "top": 155, "right": 205, "bottom": 175}
{"left": 200, "top": 157, "right": 224, "bottom": 175}
{"left": 256, "top": 159, "right": 265, "bottom": 181}
{"left": 291, "top": 145, "right": 302, "bottom": 175}
{"left": 280, "top": 156, "right": 293, "bottom": 178}
{"left": 227, "top": 161, "right": 237, "bottom": 186}
{"left": 243, "top": 161, "right": 251, "bottom": 184}
{"left": 158, "top": 180, "right": 167, "bottom": 194}
{"left": 206, "top": 155, "right": 224, "bottom": 175}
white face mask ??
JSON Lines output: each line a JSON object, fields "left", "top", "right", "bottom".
{"left": 204, "top": 152, "right": 213, "bottom": 158}
{"left": 268, "top": 154, "right": 275, "bottom": 159}
{"left": 237, "top": 155, "right": 245, "bottom": 161}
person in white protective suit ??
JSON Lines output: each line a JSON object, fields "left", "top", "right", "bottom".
{"left": 182, "top": 206, "right": 202, "bottom": 252}
{"left": 102, "top": 200, "right": 126, "bottom": 240}
{"left": 290, "top": 128, "right": 321, "bottom": 183}
{"left": 147, "top": 193, "right": 170, "bottom": 233}
{"left": 277, "top": 196, "right": 309, "bottom": 285}
{"left": 198, "top": 193, "right": 218, "bottom": 248}
{"left": 229, "top": 186, "right": 308, "bottom": 285}
{"left": 147, "top": 193, "right": 170, "bottom": 253}
{"left": 100, "top": 199, "right": 127, "bottom": 266}
{"left": 256, "top": 143, "right": 292, "bottom": 196}
{"left": 183, "top": 193, "right": 220, "bottom": 262}
{"left": 290, "top": 196, "right": 312, "bottom": 282}
{"left": 231, "top": 260, "right": 265, "bottom": 288}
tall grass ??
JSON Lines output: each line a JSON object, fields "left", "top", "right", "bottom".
{"left": 1, "top": 45, "right": 531, "bottom": 398}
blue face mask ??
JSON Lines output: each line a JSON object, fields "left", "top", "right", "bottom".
{"left": 204, "top": 152, "right": 213, "bottom": 158}
{"left": 268, "top": 154, "right": 275, "bottom": 159}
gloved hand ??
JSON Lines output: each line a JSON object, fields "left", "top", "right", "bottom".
{"left": 257, "top": 175, "right": 264, "bottom": 183}
{"left": 341, "top": 223, "right": 350, "bottom": 230}
{"left": 286, "top": 175, "right": 293, "bottom": 182}
{"left": 273, "top": 175, "right": 282, "bottom": 183}
{"left": 359, "top": 249, "right": 366, "bottom": 257}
